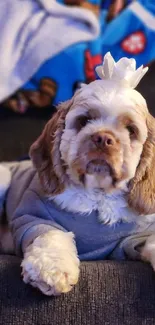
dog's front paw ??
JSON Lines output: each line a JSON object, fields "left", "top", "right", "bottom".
{"left": 21, "top": 230, "right": 80, "bottom": 296}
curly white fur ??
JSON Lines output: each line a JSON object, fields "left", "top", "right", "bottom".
{"left": 52, "top": 186, "right": 137, "bottom": 224}
{"left": 21, "top": 229, "right": 80, "bottom": 296}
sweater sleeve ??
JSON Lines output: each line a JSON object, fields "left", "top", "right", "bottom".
{"left": 109, "top": 227, "right": 155, "bottom": 261}
{"left": 11, "top": 189, "right": 66, "bottom": 256}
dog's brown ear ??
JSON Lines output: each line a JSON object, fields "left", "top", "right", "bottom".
{"left": 128, "top": 113, "right": 155, "bottom": 215}
{"left": 29, "top": 100, "right": 72, "bottom": 195}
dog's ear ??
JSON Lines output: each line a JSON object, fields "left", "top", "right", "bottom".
{"left": 128, "top": 113, "right": 155, "bottom": 214}
{"left": 29, "top": 100, "right": 72, "bottom": 195}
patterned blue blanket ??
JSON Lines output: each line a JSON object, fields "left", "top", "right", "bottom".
{"left": 4, "top": 0, "right": 155, "bottom": 113}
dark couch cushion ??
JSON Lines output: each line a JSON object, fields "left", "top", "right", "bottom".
{"left": 0, "top": 255, "right": 155, "bottom": 325}
{"left": 0, "top": 117, "right": 47, "bottom": 161}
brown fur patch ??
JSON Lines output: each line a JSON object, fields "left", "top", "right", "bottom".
{"left": 128, "top": 113, "right": 155, "bottom": 214}
{"left": 29, "top": 99, "right": 72, "bottom": 195}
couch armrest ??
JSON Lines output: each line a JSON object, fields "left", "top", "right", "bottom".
{"left": 0, "top": 255, "right": 155, "bottom": 324}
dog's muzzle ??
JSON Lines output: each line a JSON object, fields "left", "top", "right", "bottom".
{"left": 86, "top": 159, "right": 111, "bottom": 176}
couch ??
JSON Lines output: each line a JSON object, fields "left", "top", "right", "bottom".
{"left": 0, "top": 63, "right": 155, "bottom": 325}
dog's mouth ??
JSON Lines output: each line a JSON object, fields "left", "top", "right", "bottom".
{"left": 86, "top": 159, "right": 113, "bottom": 176}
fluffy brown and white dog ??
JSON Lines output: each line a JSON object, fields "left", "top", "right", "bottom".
{"left": 1, "top": 53, "right": 155, "bottom": 296}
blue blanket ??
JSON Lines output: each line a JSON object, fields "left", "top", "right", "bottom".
{"left": 4, "top": 0, "right": 155, "bottom": 113}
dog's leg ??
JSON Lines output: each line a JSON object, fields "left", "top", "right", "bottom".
{"left": 141, "top": 235, "right": 155, "bottom": 269}
{"left": 21, "top": 229, "right": 80, "bottom": 296}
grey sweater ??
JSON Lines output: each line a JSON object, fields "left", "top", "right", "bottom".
{"left": 5, "top": 161, "right": 155, "bottom": 260}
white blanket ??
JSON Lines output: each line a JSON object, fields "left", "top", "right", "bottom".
{"left": 0, "top": 0, "right": 99, "bottom": 102}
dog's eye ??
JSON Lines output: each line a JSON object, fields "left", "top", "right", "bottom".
{"left": 75, "top": 115, "right": 90, "bottom": 131}
{"left": 126, "top": 124, "right": 138, "bottom": 139}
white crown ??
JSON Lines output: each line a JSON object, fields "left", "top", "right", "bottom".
{"left": 95, "top": 52, "right": 148, "bottom": 89}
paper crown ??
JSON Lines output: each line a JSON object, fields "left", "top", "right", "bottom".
{"left": 95, "top": 52, "right": 148, "bottom": 89}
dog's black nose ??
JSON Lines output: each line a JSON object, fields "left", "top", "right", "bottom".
{"left": 91, "top": 132, "right": 116, "bottom": 149}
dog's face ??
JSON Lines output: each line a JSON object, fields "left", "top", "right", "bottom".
{"left": 30, "top": 80, "right": 155, "bottom": 215}
{"left": 60, "top": 83, "right": 148, "bottom": 192}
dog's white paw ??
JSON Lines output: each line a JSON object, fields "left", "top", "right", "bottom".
{"left": 21, "top": 230, "right": 80, "bottom": 296}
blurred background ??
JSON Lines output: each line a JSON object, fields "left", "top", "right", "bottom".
{"left": 0, "top": 0, "right": 154, "bottom": 161}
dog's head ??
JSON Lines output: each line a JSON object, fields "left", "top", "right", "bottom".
{"left": 30, "top": 53, "right": 155, "bottom": 215}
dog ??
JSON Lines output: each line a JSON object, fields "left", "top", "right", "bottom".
{"left": 1, "top": 52, "right": 155, "bottom": 296}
